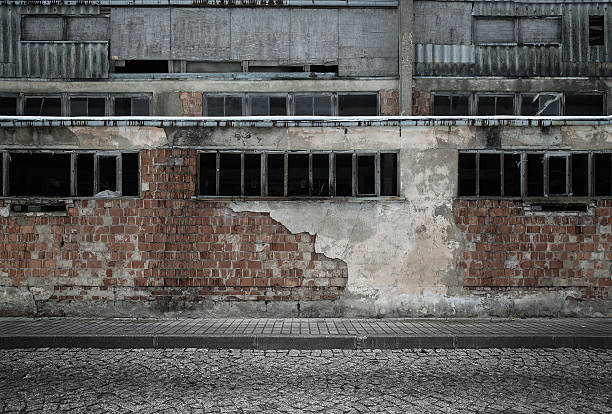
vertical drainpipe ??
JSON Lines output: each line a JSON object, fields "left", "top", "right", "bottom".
{"left": 399, "top": 0, "right": 413, "bottom": 115}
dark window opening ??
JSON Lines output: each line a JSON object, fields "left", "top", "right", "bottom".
{"left": 458, "top": 153, "right": 477, "bottom": 196}
{"left": 381, "top": 153, "right": 398, "bottom": 196}
{"left": 121, "top": 153, "right": 139, "bottom": 197}
{"left": 565, "top": 95, "right": 604, "bottom": 116}
{"left": 532, "top": 203, "right": 589, "bottom": 212}
{"left": 593, "top": 153, "right": 611, "bottom": 196}
{"left": 98, "top": 156, "right": 117, "bottom": 192}
{"left": 312, "top": 154, "right": 330, "bottom": 196}
{"left": 433, "top": 95, "right": 469, "bottom": 116}
{"left": 572, "top": 154, "right": 589, "bottom": 197}
{"left": 503, "top": 153, "right": 521, "bottom": 197}
{"left": 295, "top": 95, "right": 333, "bottom": 116}
{"left": 244, "top": 154, "right": 261, "bottom": 197}
{"left": 527, "top": 154, "right": 544, "bottom": 196}
{"left": 24, "top": 97, "right": 62, "bottom": 116}
{"left": 479, "top": 154, "right": 501, "bottom": 196}
{"left": 219, "top": 153, "right": 241, "bottom": 196}
{"left": 589, "top": 16, "right": 604, "bottom": 46}
{"left": 249, "top": 65, "right": 303, "bottom": 73}
{"left": 338, "top": 94, "right": 377, "bottom": 116}
{"left": 335, "top": 154, "right": 353, "bottom": 196}
{"left": 77, "top": 153, "right": 94, "bottom": 197}
{"left": 251, "top": 96, "right": 287, "bottom": 116}
{"left": 310, "top": 65, "right": 339, "bottom": 73}
{"left": 357, "top": 155, "right": 375, "bottom": 195}
{"left": 206, "top": 96, "right": 242, "bottom": 117}
{"left": 114, "top": 60, "right": 169, "bottom": 74}
{"left": 520, "top": 94, "right": 560, "bottom": 116}
{"left": 199, "top": 153, "right": 216, "bottom": 196}
{"left": 114, "top": 97, "right": 150, "bottom": 116}
{"left": 9, "top": 153, "right": 71, "bottom": 197}
{"left": 548, "top": 156, "right": 567, "bottom": 195}
{"left": 477, "top": 96, "right": 514, "bottom": 116}
{"left": 70, "top": 97, "right": 106, "bottom": 117}
{"left": 0, "top": 97, "right": 17, "bottom": 116}
{"left": 267, "top": 154, "right": 285, "bottom": 197}
{"left": 11, "top": 203, "right": 66, "bottom": 213}
{"left": 288, "top": 154, "right": 309, "bottom": 196}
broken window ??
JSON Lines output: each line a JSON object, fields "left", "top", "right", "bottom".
{"left": 0, "top": 96, "right": 17, "bottom": 116}
{"left": 205, "top": 95, "right": 243, "bottom": 116}
{"left": 199, "top": 153, "right": 217, "bottom": 196}
{"left": 24, "top": 97, "right": 62, "bottom": 116}
{"left": 504, "top": 153, "right": 522, "bottom": 197}
{"left": 69, "top": 97, "right": 106, "bottom": 116}
{"left": 249, "top": 95, "right": 287, "bottom": 116}
{"left": 121, "top": 153, "right": 139, "bottom": 197}
{"left": 77, "top": 153, "right": 95, "bottom": 196}
{"left": 113, "top": 96, "right": 151, "bottom": 116}
{"left": 458, "top": 153, "right": 477, "bottom": 196}
{"left": 520, "top": 94, "right": 561, "bottom": 116}
{"left": 219, "top": 153, "right": 241, "bottom": 196}
{"left": 98, "top": 156, "right": 117, "bottom": 192}
{"left": 589, "top": 16, "right": 605, "bottom": 46}
{"left": 9, "top": 153, "right": 71, "bottom": 197}
{"left": 571, "top": 154, "right": 589, "bottom": 197}
{"left": 479, "top": 154, "right": 502, "bottom": 196}
{"left": 244, "top": 154, "right": 261, "bottom": 197}
{"left": 295, "top": 95, "right": 333, "bottom": 116}
{"left": 312, "top": 154, "right": 330, "bottom": 197}
{"left": 593, "top": 153, "right": 611, "bottom": 196}
{"left": 335, "top": 153, "right": 353, "bottom": 196}
{"left": 338, "top": 94, "right": 378, "bottom": 116}
{"left": 477, "top": 95, "right": 514, "bottom": 116}
{"left": 432, "top": 94, "right": 470, "bottom": 116}
{"left": 565, "top": 94, "right": 605, "bottom": 116}
{"left": 380, "top": 153, "right": 398, "bottom": 197}
{"left": 548, "top": 155, "right": 568, "bottom": 195}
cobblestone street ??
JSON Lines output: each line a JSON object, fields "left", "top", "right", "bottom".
{"left": 1, "top": 348, "right": 611, "bottom": 413}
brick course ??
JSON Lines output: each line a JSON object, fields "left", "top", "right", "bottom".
{"left": 453, "top": 200, "right": 612, "bottom": 299}
{"left": 178, "top": 92, "right": 203, "bottom": 117}
{"left": 411, "top": 91, "right": 430, "bottom": 116}
{"left": 379, "top": 90, "right": 399, "bottom": 116}
{"left": 0, "top": 149, "right": 347, "bottom": 306}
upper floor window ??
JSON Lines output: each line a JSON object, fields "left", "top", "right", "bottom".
{"left": 24, "top": 96, "right": 62, "bottom": 116}
{"left": 294, "top": 94, "right": 333, "bottom": 116}
{"left": 112, "top": 96, "right": 151, "bottom": 116}
{"left": 249, "top": 95, "right": 287, "bottom": 116}
{"left": 476, "top": 94, "right": 514, "bottom": 116}
{"left": 0, "top": 96, "right": 18, "bottom": 116}
{"left": 589, "top": 16, "right": 605, "bottom": 46}
{"left": 204, "top": 95, "right": 244, "bottom": 116}
{"left": 70, "top": 96, "right": 106, "bottom": 116}
{"left": 520, "top": 94, "right": 561, "bottom": 116}
{"left": 432, "top": 94, "right": 470, "bottom": 116}
{"left": 474, "top": 17, "right": 561, "bottom": 45}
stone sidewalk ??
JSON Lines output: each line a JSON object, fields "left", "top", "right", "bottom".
{"left": 1, "top": 317, "right": 611, "bottom": 349}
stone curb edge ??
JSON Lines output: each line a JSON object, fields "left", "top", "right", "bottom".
{"left": 1, "top": 335, "right": 611, "bottom": 349}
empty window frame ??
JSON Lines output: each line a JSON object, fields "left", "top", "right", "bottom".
{"left": 520, "top": 94, "right": 561, "bottom": 116}
{"left": 198, "top": 151, "right": 399, "bottom": 198}
{"left": 249, "top": 95, "right": 288, "bottom": 116}
{"left": 589, "top": 16, "right": 605, "bottom": 46}
{"left": 204, "top": 95, "right": 244, "bottom": 116}
{"left": 0, "top": 95, "right": 18, "bottom": 116}
{"left": 69, "top": 96, "right": 107, "bottom": 116}
{"left": 476, "top": 94, "right": 515, "bottom": 115}
{"left": 23, "top": 96, "right": 62, "bottom": 116}
{"left": 294, "top": 94, "right": 334, "bottom": 116}
{"left": 338, "top": 94, "right": 378, "bottom": 116}
{"left": 1, "top": 151, "right": 139, "bottom": 197}
{"left": 432, "top": 94, "right": 471, "bottom": 116}
{"left": 458, "top": 151, "right": 611, "bottom": 198}
{"left": 112, "top": 96, "right": 151, "bottom": 116}
{"left": 565, "top": 94, "right": 605, "bottom": 116}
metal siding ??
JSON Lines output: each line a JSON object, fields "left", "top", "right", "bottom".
{"left": 19, "top": 42, "right": 108, "bottom": 79}
{"left": 519, "top": 18, "right": 562, "bottom": 44}
{"left": 289, "top": 9, "right": 338, "bottom": 62}
{"left": 474, "top": 18, "right": 515, "bottom": 44}
{"left": 474, "top": 45, "right": 562, "bottom": 76}
{"left": 21, "top": 16, "right": 63, "bottom": 41}
{"left": 414, "top": 1, "right": 472, "bottom": 45}
{"left": 230, "top": 9, "right": 291, "bottom": 61}
{"left": 66, "top": 16, "right": 109, "bottom": 41}
{"left": 170, "top": 8, "right": 230, "bottom": 61}
{"left": 0, "top": 6, "right": 19, "bottom": 65}
{"left": 338, "top": 9, "right": 398, "bottom": 76}
{"left": 110, "top": 8, "right": 171, "bottom": 60}
{"left": 18, "top": 5, "right": 100, "bottom": 15}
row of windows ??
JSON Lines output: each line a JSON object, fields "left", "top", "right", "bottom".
{"left": 203, "top": 93, "right": 378, "bottom": 116}
{"left": 433, "top": 93, "right": 606, "bottom": 116}
{"left": 0, "top": 94, "right": 151, "bottom": 116}
{"left": 0, "top": 152, "right": 139, "bottom": 197}
{"left": 459, "top": 151, "right": 612, "bottom": 198}
{"left": 198, "top": 151, "right": 399, "bottom": 198}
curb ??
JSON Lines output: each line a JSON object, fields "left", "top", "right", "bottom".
{"left": 1, "top": 334, "right": 611, "bottom": 349}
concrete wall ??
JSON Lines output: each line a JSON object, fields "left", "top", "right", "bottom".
{"left": 0, "top": 123, "right": 611, "bottom": 317}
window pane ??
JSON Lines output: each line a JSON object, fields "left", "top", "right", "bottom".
{"left": 199, "top": 153, "right": 217, "bottom": 196}
{"left": 503, "top": 153, "right": 521, "bottom": 197}
{"left": 0, "top": 97, "right": 17, "bottom": 115}
{"left": 267, "top": 154, "right": 285, "bottom": 196}
{"left": 548, "top": 156, "right": 567, "bottom": 195}
{"left": 433, "top": 95, "right": 451, "bottom": 116}
{"left": 338, "top": 94, "right": 377, "bottom": 116}
{"left": 219, "top": 153, "right": 241, "bottom": 196}
{"left": 288, "top": 154, "right": 309, "bottom": 196}
{"left": 380, "top": 153, "right": 397, "bottom": 196}
{"left": 114, "top": 98, "right": 131, "bottom": 116}
{"left": 520, "top": 95, "right": 539, "bottom": 115}
{"left": 335, "top": 154, "right": 353, "bottom": 196}
{"left": 479, "top": 154, "right": 501, "bottom": 196}
{"left": 312, "top": 154, "right": 329, "bottom": 196}
{"left": 25, "top": 97, "right": 61, "bottom": 116}
{"left": 70, "top": 98, "right": 88, "bottom": 116}
{"left": 313, "top": 96, "right": 332, "bottom": 116}
{"left": 527, "top": 154, "right": 544, "bottom": 196}
{"left": 121, "top": 153, "right": 139, "bottom": 196}
{"left": 589, "top": 16, "right": 604, "bottom": 46}
{"left": 207, "top": 97, "right": 224, "bottom": 116}
{"left": 539, "top": 95, "right": 560, "bottom": 116}
{"left": 458, "top": 153, "right": 476, "bottom": 196}
{"left": 132, "top": 98, "right": 149, "bottom": 116}
{"left": 477, "top": 97, "right": 496, "bottom": 116}
{"left": 244, "top": 154, "right": 261, "bottom": 196}
{"left": 89, "top": 98, "right": 106, "bottom": 116}
{"left": 295, "top": 96, "right": 313, "bottom": 116}
{"left": 225, "top": 97, "right": 242, "bottom": 116}
{"left": 251, "top": 96, "right": 268, "bottom": 116}
{"left": 77, "top": 153, "right": 94, "bottom": 197}
{"left": 565, "top": 95, "right": 604, "bottom": 116}
{"left": 593, "top": 153, "right": 611, "bottom": 196}
{"left": 270, "top": 97, "right": 287, "bottom": 116}
{"left": 572, "top": 154, "right": 589, "bottom": 197}
{"left": 451, "top": 96, "right": 469, "bottom": 115}
{"left": 357, "top": 155, "right": 375, "bottom": 195}
{"left": 9, "top": 153, "right": 71, "bottom": 197}
{"left": 99, "top": 156, "right": 117, "bottom": 192}
{"left": 497, "top": 96, "right": 514, "bottom": 115}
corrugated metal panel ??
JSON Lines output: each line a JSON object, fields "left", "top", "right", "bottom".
{"left": 18, "top": 5, "right": 100, "bottom": 15}
{"left": 563, "top": 3, "right": 611, "bottom": 63}
{"left": 0, "top": 6, "right": 19, "bottom": 65}
{"left": 415, "top": 44, "right": 475, "bottom": 64}
{"left": 474, "top": 45, "right": 562, "bottom": 76}
{"left": 18, "top": 42, "right": 109, "bottom": 79}
{"left": 473, "top": 2, "right": 564, "bottom": 16}
{"left": 110, "top": 8, "right": 171, "bottom": 60}
{"left": 414, "top": 1, "right": 471, "bottom": 45}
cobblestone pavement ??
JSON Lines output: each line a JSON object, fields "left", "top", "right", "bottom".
{"left": 1, "top": 348, "right": 611, "bottom": 413}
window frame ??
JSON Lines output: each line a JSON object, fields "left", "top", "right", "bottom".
{"left": 247, "top": 93, "right": 290, "bottom": 116}
{"left": 22, "top": 94, "right": 64, "bottom": 116}
{"left": 203, "top": 94, "right": 245, "bottom": 117}
{"left": 337, "top": 92, "right": 379, "bottom": 116}
{"left": 473, "top": 16, "right": 562, "bottom": 46}
{"left": 475, "top": 93, "right": 517, "bottom": 116}
{"left": 431, "top": 92, "right": 473, "bottom": 116}
{"left": 110, "top": 94, "right": 153, "bottom": 116}
{"left": 519, "top": 93, "right": 563, "bottom": 116}
{"left": 293, "top": 93, "right": 336, "bottom": 116}
{"left": 0, "top": 94, "right": 19, "bottom": 116}
{"left": 68, "top": 95, "right": 109, "bottom": 117}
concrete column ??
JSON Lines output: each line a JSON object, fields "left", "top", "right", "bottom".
{"left": 399, "top": 0, "right": 413, "bottom": 115}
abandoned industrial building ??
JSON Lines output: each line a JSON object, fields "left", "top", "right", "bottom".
{"left": 0, "top": 0, "right": 611, "bottom": 318}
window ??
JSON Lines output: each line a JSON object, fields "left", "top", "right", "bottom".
{"left": 198, "top": 151, "right": 399, "bottom": 198}
{"left": 520, "top": 94, "right": 561, "bottom": 116}
{"left": 476, "top": 95, "right": 514, "bottom": 115}
{"left": 113, "top": 96, "right": 151, "bottom": 116}
{"left": 565, "top": 94, "right": 605, "bottom": 116}
{"left": 24, "top": 96, "right": 62, "bottom": 116}
{"left": 295, "top": 95, "right": 333, "bottom": 116}
{"left": 0, "top": 96, "right": 17, "bottom": 116}
{"left": 113, "top": 60, "right": 169, "bottom": 74}
{"left": 589, "top": 16, "right": 605, "bottom": 46}
{"left": 338, "top": 94, "right": 378, "bottom": 116}
{"left": 432, "top": 94, "right": 470, "bottom": 116}
{"left": 458, "top": 151, "right": 612, "bottom": 198}
{"left": 474, "top": 17, "right": 561, "bottom": 45}
{"left": 204, "top": 95, "right": 243, "bottom": 116}
{"left": 2, "top": 151, "right": 139, "bottom": 197}
{"left": 249, "top": 95, "right": 288, "bottom": 116}
{"left": 21, "top": 16, "right": 108, "bottom": 42}
{"left": 69, "top": 97, "right": 106, "bottom": 116}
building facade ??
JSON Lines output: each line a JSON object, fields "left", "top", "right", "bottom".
{"left": 0, "top": 0, "right": 611, "bottom": 317}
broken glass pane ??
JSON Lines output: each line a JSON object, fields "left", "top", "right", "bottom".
{"left": 479, "top": 154, "right": 501, "bottom": 196}
{"left": 572, "top": 154, "right": 589, "bottom": 196}
{"left": 458, "top": 153, "right": 476, "bottom": 196}
{"left": 548, "top": 156, "right": 567, "bottom": 195}
{"left": 77, "top": 153, "right": 94, "bottom": 196}
{"left": 9, "top": 153, "right": 71, "bottom": 197}
{"left": 199, "top": 153, "right": 217, "bottom": 195}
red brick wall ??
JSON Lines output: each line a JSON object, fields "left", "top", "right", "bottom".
{"left": 412, "top": 91, "right": 430, "bottom": 116}
{"left": 453, "top": 200, "right": 612, "bottom": 300}
{"left": 178, "top": 92, "right": 203, "bottom": 117}
{"left": 0, "top": 149, "right": 347, "bottom": 306}
{"left": 379, "top": 90, "right": 399, "bottom": 116}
